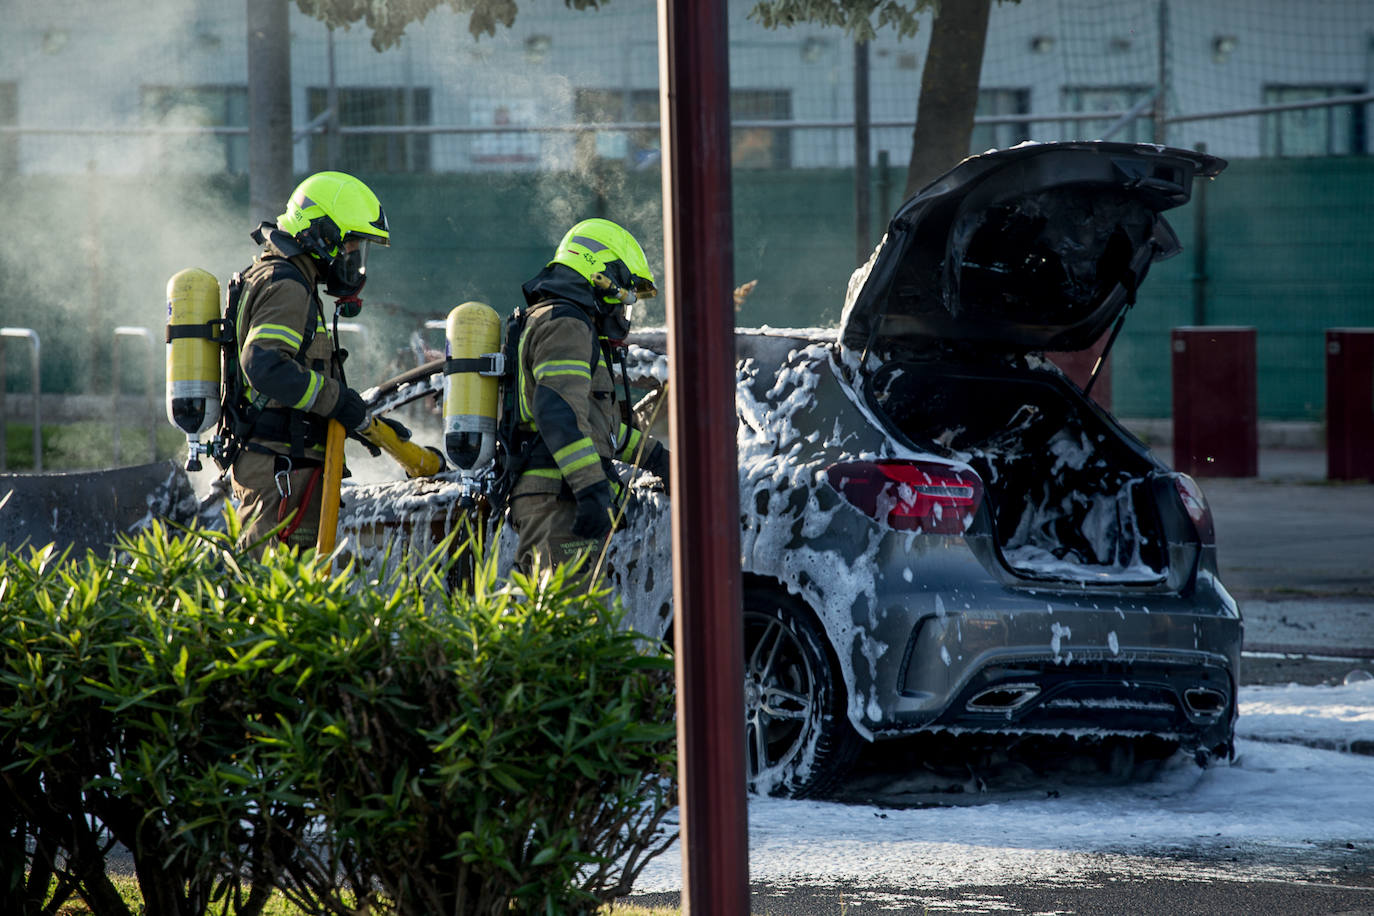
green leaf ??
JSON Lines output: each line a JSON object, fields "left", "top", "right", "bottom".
{"left": 172, "top": 644, "right": 189, "bottom": 685}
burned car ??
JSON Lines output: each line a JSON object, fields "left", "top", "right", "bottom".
{"left": 341, "top": 141, "right": 1239, "bottom": 798}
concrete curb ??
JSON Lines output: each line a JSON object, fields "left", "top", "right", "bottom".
{"left": 1243, "top": 734, "right": 1374, "bottom": 757}
{"left": 1244, "top": 643, "right": 1374, "bottom": 660}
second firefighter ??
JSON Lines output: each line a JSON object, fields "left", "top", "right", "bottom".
{"left": 507, "top": 218, "right": 670, "bottom": 573}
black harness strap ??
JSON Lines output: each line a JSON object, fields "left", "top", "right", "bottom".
{"left": 166, "top": 318, "right": 232, "bottom": 344}
{"left": 445, "top": 355, "right": 503, "bottom": 375}
{"left": 601, "top": 339, "right": 634, "bottom": 431}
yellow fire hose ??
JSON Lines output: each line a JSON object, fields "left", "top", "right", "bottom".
{"left": 316, "top": 419, "right": 346, "bottom": 559}
{"left": 315, "top": 416, "right": 445, "bottom": 562}
{"left": 357, "top": 417, "right": 446, "bottom": 478}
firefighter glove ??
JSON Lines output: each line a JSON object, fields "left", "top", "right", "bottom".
{"left": 330, "top": 387, "right": 370, "bottom": 433}
{"left": 571, "top": 479, "right": 615, "bottom": 540}
{"left": 378, "top": 415, "right": 412, "bottom": 441}
{"left": 642, "top": 441, "right": 671, "bottom": 493}
{"left": 424, "top": 445, "right": 447, "bottom": 470}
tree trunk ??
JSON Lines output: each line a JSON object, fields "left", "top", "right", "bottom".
{"left": 903, "top": 0, "right": 993, "bottom": 199}
{"left": 247, "top": 0, "right": 295, "bottom": 225}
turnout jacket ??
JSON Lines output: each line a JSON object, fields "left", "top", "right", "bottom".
{"left": 234, "top": 231, "right": 345, "bottom": 456}
{"left": 511, "top": 265, "right": 663, "bottom": 500}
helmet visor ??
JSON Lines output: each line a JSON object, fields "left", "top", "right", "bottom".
{"left": 325, "top": 238, "right": 370, "bottom": 299}
{"left": 343, "top": 238, "right": 370, "bottom": 281}
{"left": 630, "top": 274, "right": 657, "bottom": 299}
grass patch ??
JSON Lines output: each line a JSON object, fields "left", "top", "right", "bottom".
{"left": 47, "top": 875, "right": 679, "bottom": 915}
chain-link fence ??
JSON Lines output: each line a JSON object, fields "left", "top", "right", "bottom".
{"left": 1, "top": 0, "right": 1371, "bottom": 445}
{"left": 15, "top": 1, "right": 1359, "bottom": 173}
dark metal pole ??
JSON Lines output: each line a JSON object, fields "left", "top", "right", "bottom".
{"left": 327, "top": 27, "right": 342, "bottom": 166}
{"left": 657, "top": 1, "right": 749, "bottom": 914}
{"left": 111, "top": 334, "right": 123, "bottom": 466}
{"left": 876, "top": 149, "right": 892, "bottom": 230}
{"left": 1, "top": 329, "right": 41, "bottom": 472}
{"left": 1154, "top": 0, "right": 1169, "bottom": 144}
{"left": 0, "top": 344, "right": 7, "bottom": 472}
{"left": 854, "top": 40, "right": 871, "bottom": 265}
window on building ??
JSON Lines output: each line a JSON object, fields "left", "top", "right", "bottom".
{"left": 970, "top": 88, "right": 1030, "bottom": 154}
{"left": 470, "top": 98, "right": 541, "bottom": 166}
{"left": 0, "top": 82, "right": 16, "bottom": 175}
{"left": 574, "top": 88, "right": 659, "bottom": 169}
{"left": 306, "top": 87, "right": 432, "bottom": 173}
{"left": 1261, "top": 85, "right": 1366, "bottom": 157}
{"left": 731, "top": 89, "right": 791, "bottom": 169}
{"left": 573, "top": 87, "right": 792, "bottom": 169}
{"left": 141, "top": 84, "right": 248, "bottom": 174}
{"left": 1061, "top": 86, "right": 1154, "bottom": 143}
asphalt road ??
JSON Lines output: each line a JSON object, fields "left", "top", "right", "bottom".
{"left": 1201, "top": 453, "right": 1374, "bottom": 603}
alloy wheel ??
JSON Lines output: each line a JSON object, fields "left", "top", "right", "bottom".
{"left": 743, "top": 611, "right": 817, "bottom": 780}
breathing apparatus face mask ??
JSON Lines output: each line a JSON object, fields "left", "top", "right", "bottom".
{"left": 593, "top": 260, "right": 655, "bottom": 341}
{"left": 325, "top": 240, "right": 369, "bottom": 306}
{"left": 601, "top": 301, "right": 634, "bottom": 341}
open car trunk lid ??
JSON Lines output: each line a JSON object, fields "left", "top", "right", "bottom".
{"left": 839, "top": 141, "right": 1226, "bottom": 359}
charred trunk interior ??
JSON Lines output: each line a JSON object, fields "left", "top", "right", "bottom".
{"left": 869, "top": 360, "right": 1167, "bottom": 582}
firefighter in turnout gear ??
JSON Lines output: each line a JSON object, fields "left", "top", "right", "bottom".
{"left": 509, "top": 218, "right": 670, "bottom": 574}
{"left": 229, "top": 170, "right": 394, "bottom": 553}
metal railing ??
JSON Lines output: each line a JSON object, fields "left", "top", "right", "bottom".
{"left": 0, "top": 328, "right": 42, "bottom": 472}
{"left": 4, "top": 90, "right": 1369, "bottom": 140}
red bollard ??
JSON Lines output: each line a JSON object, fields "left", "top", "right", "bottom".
{"left": 1171, "top": 326, "right": 1258, "bottom": 478}
{"left": 1326, "top": 328, "right": 1374, "bottom": 481}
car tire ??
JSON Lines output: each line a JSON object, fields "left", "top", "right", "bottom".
{"left": 742, "top": 588, "right": 861, "bottom": 799}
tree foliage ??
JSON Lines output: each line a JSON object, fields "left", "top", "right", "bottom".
{"left": 294, "top": 0, "right": 943, "bottom": 50}
{"left": 293, "top": 0, "right": 609, "bottom": 50}
{"left": 748, "top": 0, "right": 936, "bottom": 42}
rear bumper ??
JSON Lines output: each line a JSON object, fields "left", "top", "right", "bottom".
{"left": 865, "top": 583, "right": 1241, "bottom": 752}
{"left": 908, "top": 651, "right": 1236, "bottom": 753}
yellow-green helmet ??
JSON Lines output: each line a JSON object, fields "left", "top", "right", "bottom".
{"left": 549, "top": 218, "right": 657, "bottom": 308}
{"left": 278, "top": 171, "right": 389, "bottom": 251}
{"left": 276, "top": 171, "right": 389, "bottom": 297}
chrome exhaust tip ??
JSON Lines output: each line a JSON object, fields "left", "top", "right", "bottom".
{"left": 966, "top": 683, "right": 1041, "bottom": 712}
{"left": 1183, "top": 687, "right": 1228, "bottom": 718}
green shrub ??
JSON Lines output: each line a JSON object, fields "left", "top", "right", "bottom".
{"left": 0, "top": 519, "right": 676, "bottom": 916}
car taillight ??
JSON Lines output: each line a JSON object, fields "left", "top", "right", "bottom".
{"left": 1174, "top": 473, "right": 1216, "bottom": 544}
{"left": 826, "top": 460, "right": 983, "bottom": 534}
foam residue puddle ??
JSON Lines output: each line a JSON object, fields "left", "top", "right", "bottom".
{"left": 631, "top": 694, "right": 1374, "bottom": 901}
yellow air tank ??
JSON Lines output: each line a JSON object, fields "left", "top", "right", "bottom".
{"left": 165, "top": 268, "right": 223, "bottom": 471}
{"left": 443, "top": 301, "right": 501, "bottom": 473}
